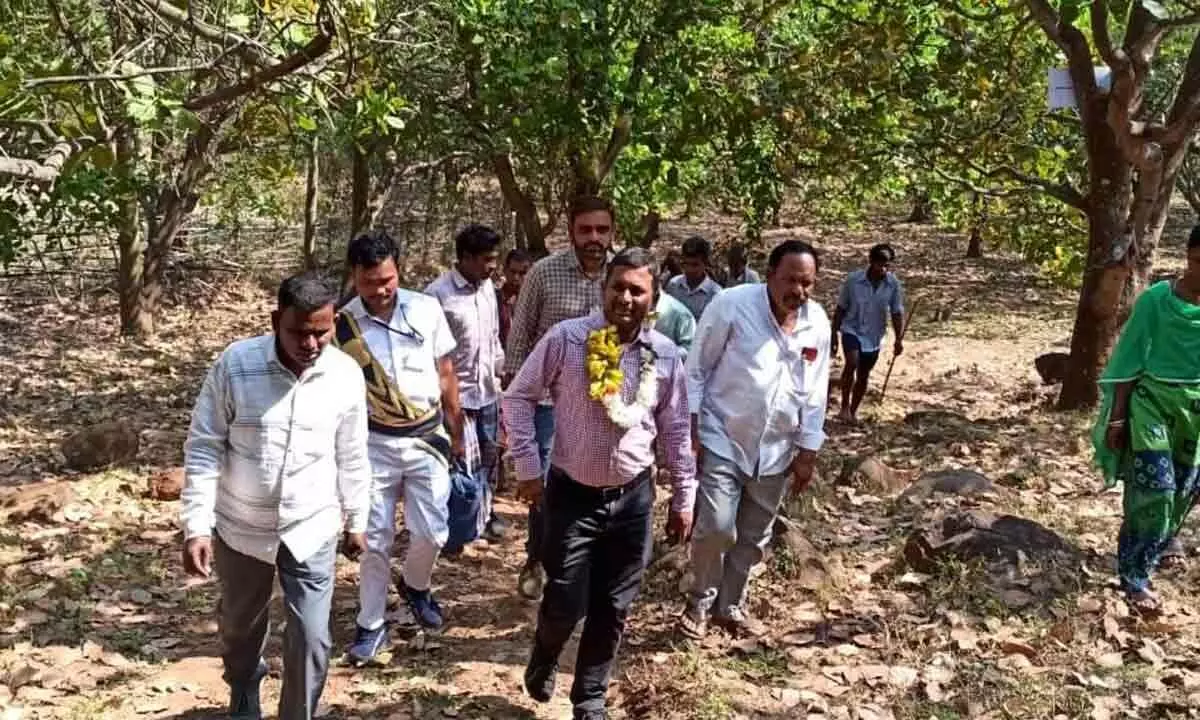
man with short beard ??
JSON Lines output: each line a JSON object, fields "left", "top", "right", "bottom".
{"left": 504, "top": 195, "right": 614, "bottom": 601}
{"left": 181, "top": 272, "right": 370, "bottom": 720}
{"left": 678, "top": 240, "right": 831, "bottom": 640}
{"left": 504, "top": 247, "right": 695, "bottom": 720}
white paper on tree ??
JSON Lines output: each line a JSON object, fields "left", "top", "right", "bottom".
{"left": 1047, "top": 67, "right": 1112, "bottom": 109}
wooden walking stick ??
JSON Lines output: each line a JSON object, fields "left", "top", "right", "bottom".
{"left": 878, "top": 296, "right": 920, "bottom": 403}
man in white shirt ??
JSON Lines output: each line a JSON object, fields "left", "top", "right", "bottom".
{"left": 181, "top": 272, "right": 370, "bottom": 720}
{"left": 725, "top": 244, "right": 761, "bottom": 287}
{"left": 665, "top": 235, "right": 723, "bottom": 319}
{"left": 678, "top": 240, "right": 831, "bottom": 639}
{"left": 425, "top": 224, "right": 506, "bottom": 545}
{"left": 338, "top": 231, "right": 465, "bottom": 663}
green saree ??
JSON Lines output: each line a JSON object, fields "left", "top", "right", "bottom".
{"left": 1092, "top": 281, "right": 1200, "bottom": 592}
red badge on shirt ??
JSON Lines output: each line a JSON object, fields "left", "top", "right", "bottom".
{"left": 801, "top": 347, "right": 818, "bottom": 362}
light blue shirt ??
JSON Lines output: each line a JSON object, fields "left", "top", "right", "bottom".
{"left": 655, "top": 293, "right": 696, "bottom": 358}
{"left": 665, "top": 274, "right": 723, "bottom": 320}
{"left": 686, "top": 284, "right": 831, "bottom": 477}
{"left": 836, "top": 270, "right": 904, "bottom": 352}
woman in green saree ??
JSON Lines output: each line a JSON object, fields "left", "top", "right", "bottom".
{"left": 1093, "top": 228, "right": 1200, "bottom": 611}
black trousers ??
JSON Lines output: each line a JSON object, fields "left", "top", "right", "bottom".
{"left": 530, "top": 466, "right": 654, "bottom": 712}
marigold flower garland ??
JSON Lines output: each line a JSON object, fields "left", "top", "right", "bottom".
{"left": 585, "top": 325, "right": 658, "bottom": 429}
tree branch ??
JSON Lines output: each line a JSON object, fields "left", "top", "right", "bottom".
{"left": 182, "top": 17, "right": 334, "bottom": 112}
{"left": 0, "top": 135, "right": 107, "bottom": 183}
{"left": 597, "top": 20, "right": 657, "bottom": 181}
{"left": 24, "top": 65, "right": 216, "bottom": 89}
{"left": 1091, "top": 0, "right": 1121, "bottom": 67}
{"left": 952, "top": 154, "right": 1088, "bottom": 210}
{"left": 133, "top": 0, "right": 273, "bottom": 67}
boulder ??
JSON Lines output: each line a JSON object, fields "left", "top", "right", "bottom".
{"left": 61, "top": 422, "right": 139, "bottom": 471}
{"left": 147, "top": 467, "right": 185, "bottom": 501}
{"left": 1034, "top": 352, "right": 1070, "bottom": 385}
{"left": 903, "top": 510, "right": 1081, "bottom": 573}
{"left": 0, "top": 481, "right": 75, "bottom": 523}
{"left": 897, "top": 469, "right": 994, "bottom": 505}
{"left": 840, "top": 456, "right": 906, "bottom": 495}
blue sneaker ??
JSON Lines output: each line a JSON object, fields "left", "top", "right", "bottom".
{"left": 400, "top": 580, "right": 444, "bottom": 632}
{"left": 347, "top": 624, "right": 389, "bottom": 666}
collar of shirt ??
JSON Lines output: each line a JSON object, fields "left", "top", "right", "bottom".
{"left": 579, "top": 310, "right": 654, "bottom": 347}
{"left": 563, "top": 248, "right": 609, "bottom": 278}
{"left": 672, "top": 275, "right": 721, "bottom": 297}
{"left": 265, "top": 336, "right": 332, "bottom": 381}
{"left": 450, "top": 267, "right": 478, "bottom": 291}
{"left": 853, "top": 269, "right": 895, "bottom": 289}
{"left": 345, "top": 290, "right": 414, "bottom": 327}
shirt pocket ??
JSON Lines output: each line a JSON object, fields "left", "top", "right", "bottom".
{"left": 287, "top": 418, "right": 339, "bottom": 470}
{"left": 229, "top": 417, "right": 287, "bottom": 471}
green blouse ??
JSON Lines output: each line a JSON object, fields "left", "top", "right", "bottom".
{"left": 1100, "top": 280, "right": 1200, "bottom": 385}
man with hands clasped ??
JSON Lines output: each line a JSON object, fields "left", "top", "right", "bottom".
{"left": 678, "top": 240, "right": 831, "bottom": 640}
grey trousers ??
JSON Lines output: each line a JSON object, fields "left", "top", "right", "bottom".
{"left": 688, "top": 452, "right": 791, "bottom": 618}
{"left": 215, "top": 533, "right": 336, "bottom": 720}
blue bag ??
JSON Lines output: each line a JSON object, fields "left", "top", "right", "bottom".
{"left": 445, "top": 458, "right": 483, "bottom": 553}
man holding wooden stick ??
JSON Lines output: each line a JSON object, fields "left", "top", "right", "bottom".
{"left": 832, "top": 243, "right": 905, "bottom": 423}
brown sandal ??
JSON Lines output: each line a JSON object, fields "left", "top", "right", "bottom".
{"left": 1161, "top": 538, "right": 1187, "bottom": 571}
{"left": 677, "top": 610, "right": 708, "bottom": 640}
{"left": 1126, "top": 588, "right": 1163, "bottom": 615}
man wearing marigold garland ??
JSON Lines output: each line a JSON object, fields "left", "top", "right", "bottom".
{"left": 677, "top": 239, "right": 831, "bottom": 640}
{"left": 503, "top": 247, "right": 696, "bottom": 720}
{"left": 505, "top": 195, "right": 614, "bottom": 601}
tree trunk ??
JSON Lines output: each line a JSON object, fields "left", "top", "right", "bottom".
{"left": 350, "top": 144, "right": 371, "bottom": 240}
{"left": 965, "top": 192, "right": 984, "bottom": 259}
{"left": 303, "top": 135, "right": 319, "bottom": 269}
{"left": 1058, "top": 123, "right": 1137, "bottom": 410}
{"left": 135, "top": 116, "right": 226, "bottom": 336}
{"left": 907, "top": 191, "right": 934, "bottom": 223}
{"left": 638, "top": 210, "right": 661, "bottom": 249}
{"left": 1058, "top": 215, "right": 1132, "bottom": 409}
{"left": 965, "top": 228, "right": 983, "bottom": 259}
{"left": 493, "top": 154, "right": 547, "bottom": 256}
{"left": 115, "top": 129, "right": 146, "bottom": 336}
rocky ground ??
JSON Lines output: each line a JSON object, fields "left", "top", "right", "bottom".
{"left": 1, "top": 216, "right": 1199, "bottom": 720}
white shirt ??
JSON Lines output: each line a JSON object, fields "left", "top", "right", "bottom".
{"left": 686, "top": 284, "right": 831, "bottom": 477}
{"left": 665, "top": 274, "right": 724, "bottom": 320}
{"left": 180, "top": 335, "right": 371, "bottom": 564}
{"left": 424, "top": 269, "right": 503, "bottom": 410}
{"left": 342, "top": 290, "right": 457, "bottom": 410}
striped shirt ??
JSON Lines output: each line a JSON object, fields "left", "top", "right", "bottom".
{"left": 181, "top": 335, "right": 371, "bottom": 564}
{"left": 425, "top": 269, "right": 504, "bottom": 410}
{"left": 504, "top": 249, "right": 605, "bottom": 377}
{"left": 503, "top": 313, "right": 697, "bottom": 513}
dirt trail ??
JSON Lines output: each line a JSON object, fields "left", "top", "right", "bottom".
{"left": 3, "top": 218, "right": 1200, "bottom": 719}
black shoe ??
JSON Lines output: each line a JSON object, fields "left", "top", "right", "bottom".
{"left": 485, "top": 513, "right": 509, "bottom": 540}
{"left": 523, "top": 657, "right": 557, "bottom": 703}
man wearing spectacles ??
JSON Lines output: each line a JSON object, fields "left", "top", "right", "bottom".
{"left": 337, "top": 231, "right": 465, "bottom": 665}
